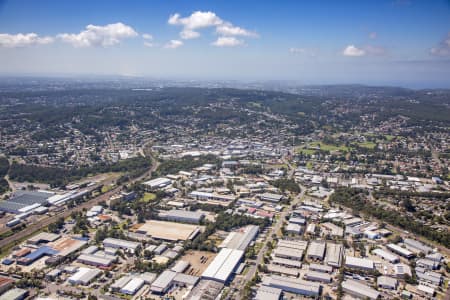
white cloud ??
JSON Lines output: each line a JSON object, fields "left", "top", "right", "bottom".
{"left": 164, "top": 39, "right": 183, "bottom": 49}
{"left": 342, "top": 45, "right": 366, "bottom": 57}
{"left": 168, "top": 10, "right": 258, "bottom": 44}
{"left": 369, "top": 32, "right": 377, "bottom": 39}
{"left": 142, "top": 33, "right": 153, "bottom": 40}
{"left": 0, "top": 33, "right": 53, "bottom": 48}
{"left": 430, "top": 32, "right": 450, "bottom": 56}
{"left": 58, "top": 22, "right": 138, "bottom": 47}
{"left": 216, "top": 23, "right": 258, "bottom": 37}
{"left": 212, "top": 37, "right": 244, "bottom": 47}
{"left": 144, "top": 41, "right": 153, "bottom": 48}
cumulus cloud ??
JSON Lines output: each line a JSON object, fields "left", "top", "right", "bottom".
{"left": 168, "top": 10, "right": 258, "bottom": 45}
{"left": 58, "top": 22, "right": 138, "bottom": 47}
{"left": 142, "top": 33, "right": 154, "bottom": 47}
{"left": 216, "top": 23, "right": 258, "bottom": 37}
{"left": 342, "top": 45, "right": 366, "bottom": 57}
{"left": 164, "top": 39, "right": 183, "bottom": 49}
{"left": 212, "top": 37, "right": 244, "bottom": 47}
{"left": 430, "top": 32, "right": 450, "bottom": 56}
{"left": 0, "top": 33, "right": 53, "bottom": 48}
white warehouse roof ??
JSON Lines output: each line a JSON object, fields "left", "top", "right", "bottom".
{"left": 201, "top": 248, "right": 244, "bottom": 283}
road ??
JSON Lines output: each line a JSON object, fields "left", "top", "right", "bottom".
{"left": 0, "top": 146, "right": 159, "bottom": 252}
{"left": 234, "top": 158, "right": 304, "bottom": 300}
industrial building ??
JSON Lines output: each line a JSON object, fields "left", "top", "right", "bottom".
{"left": 201, "top": 248, "right": 244, "bottom": 283}
{"left": 344, "top": 256, "right": 374, "bottom": 271}
{"left": 16, "top": 246, "right": 59, "bottom": 265}
{"left": 255, "top": 286, "right": 282, "bottom": 300}
{"left": 309, "top": 263, "right": 332, "bottom": 273}
{"left": 142, "top": 177, "right": 172, "bottom": 191}
{"left": 121, "top": 278, "right": 145, "bottom": 295}
{"left": 262, "top": 275, "right": 321, "bottom": 297}
{"left": 68, "top": 267, "right": 102, "bottom": 285}
{"left": 372, "top": 248, "right": 400, "bottom": 263}
{"left": 259, "top": 193, "right": 284, "bottom": 202}
{"left": 386, "top": 243, "right": 414, "bottom": 258}
{"left": 77, "top": 253, "right": 117, "bottom": 267}
{"left": 273, "top": 247, "right": 304, "bottom": 261}
{"left": 27, "top": 232, "right": 61, "bottom": 245}
{"left": 307, "top": 240, "right": 326, "bottom": 261}
{"left": 325, "top": 243, "right": 343, "bottom": 268}
{"left": 0, "top": 190, "right": 53, "bottom": 214}
{"left": 342, "top": 279, "right": 380, "bottom": 299}
{"left": 158, "top": 209, "right": 205, "bottom": 224}
{"left": 0, "top": 288, "right": 28, "bottom": 300}
{"left": 277, "top": 239, "right": 308, "bottom": 251}
{"left": 103, "top": 238, "right": 140, "bottom": 253}
{"left": 403, "top": 239, "right": 433, "bottom": 254}
{"left": 271, "top": 256, "right": 302, "bottom": 268}
{"left": 188, "top": 191, "right": 236, "bottom": 202}
{"left": 377, "top": 276, "right": 398, "bottom": 290}
{"left": 218, "top": 225, "right": 259, "bottom": 251}
{"left": 150, "top": 270, "right": 199, "bottom": 294}
{"left": 303, "top": 270, "right": 332, "bottom": 283}
{"left": 267, "top": 264, "right": 299, "bottom": 277}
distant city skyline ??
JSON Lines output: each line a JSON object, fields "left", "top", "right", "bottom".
{"left": 0, "top": 0, "right": 450, "bottom": 88}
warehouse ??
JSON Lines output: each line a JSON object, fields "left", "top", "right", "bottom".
{"left": 255, "top": 286, "right": 282, "bottom": 300}
{"left": 16, "top": 246, "right": 59, "bottom": 265}
{"left": 344, "top": 256, "right": 374, "bottom": 271}
{"left": 386, "top": 244, "right": 414, "bottom": 259}
{"left": 201, "top": 248, "right": 244, "bottom": 283}
{"left": 189, "top": 191, "right": 236, "bottom": 202}
{"left": 342, "top": 279, "right": 380, "bottom": 299}
{"left": 403, "top": 239, "right": 433, "bottom": 254}
{"left": 321, "top": 222, "right": 344, "bottom": 237}
{"left": 267, "top": 264, "right": 299, "bottom": 277}
{"left": 285, "top": 223, "right": 303, "bottom": 235}
{"left": 307, "top": 241, "right": 326, "bottom": 261}
{"left": 273, "top": 247, "right": 304, "bottom": 261}
{"left": 0, "top": 288, "right": 28, "bottom": 300}
{"left": 309, "top": 263, "right": 332, "bottom": 273}
{"left": 262, "top": 275, "right": 321, "bottom": 297}
{"left": 68, "top": 267, "right": 101, "bottom": 285}
{"left": 171, "top": 260, "right": 190, "bottom": 273}
{"left": 77, "top": 253, "right": 117, "bottom": 267}
{"left": 142, "top": 178, "right": 172, "bottom": 191}
{"left": 259, "top": 193, "right": 283, "bottom": 203}
{"left": 121, "top": 278, "right": 145, "bottom": 295}
{"left": 27, "top": 232, "right": 61, "bottom": 245}
{"left": 325, "top": 243, "right": 343, "bottom": 268}
{"left": 136, "top": 220, "right": 201, "bottom": 241}
{"left": 271, "top": 257, "right": 302, "bottom": 268}
{"left": 219, "top": 225, "right": 259, "bottom": 251}
{"left": 377, "top": 276, "right": 398, "bottom": 290}
{"left": 158, "top": 209, "right": 205, "bottom": 224}
{"left": 277, "top": 239, "right": 308, "bottom": 251}
{"left": 103, "top": 238, "right": 140, "bottom": 253}
{"left": 111, "top": 276, "right": 132, "bottom": 292}
{"left": 150, "top": 270, "right": 177, "bottom": 294}
{"left": 372, "top": 248, "right": 400, "bottom": 263}
{"left": 0, "top": 190, "right": 53, "bottom": 214}
{"left": 304, "top": 270, "right": 332, "bottom": 283}
{"left": 289, "top": 217, "right": 306, "bottom": 225}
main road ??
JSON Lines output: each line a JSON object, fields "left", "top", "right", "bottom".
{"left": 0, "top": 147, "right": 159, "bottom": 252}
{"left": 234, "top": 158, "right": 304, "bottom": 300}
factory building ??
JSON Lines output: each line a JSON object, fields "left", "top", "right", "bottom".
{"left": 158, "top": 209, "right": 205, "bottom": 224}
{"left": 307, "top": 241, "right": 326, "bottom": 261}
{"left": 142, "top": 178, "right": 172, "bottom": 191}
{"left": 218, "top": 225, "right": 259, "bottom": 251}
{"left": 377, "top": 276, "right": 398, "bottom": 290}
{"left": 386, "top": 244, "right": 414, "bottom": 259}
{"left": 259, "top": 193, "right": 284, "bottom": 203}
{"left": 121, "top": 278, "right": 145, "bottom": 295}
{"left": 0, "top": 190, "right": 53, "bottom": 214}
{"left": 188, "top": 191, "right": 236, "bottom": 202}
{"left": 403, "top": 239, "right": 433, "bottom": 254}
{"left": 201, "top": 248, "right": 244, "bottom": 283}
{"left": 304, "top": 270, "right": 332, "bottom": 283}
{"left": 262, "top": 275, "right": 321, "bottom": 297}
{"left": 342, "top": 279, "right": 380, "bottom": 299}
{"left": 77, "top": 253, "right": 117, "bottom": 267}
{"left": 255, "top": 286, "right": 282, "bottom": 300}
{"left": 344, "top": 256, "right": 374, "bottom": 271}
{"left": 325, "top": 243, "right": 343, "bottom": 268}
{"left": 372, "top": 248, "right": 400, "bottom": 264}
{"left": 103, "top": 238, "right": 140, "bottom": 253}
{"left": 309, "top": 263, "right": 332, "bottom": 274}
{"left": 68, "top": 267, "right": 102, "bottom": 285}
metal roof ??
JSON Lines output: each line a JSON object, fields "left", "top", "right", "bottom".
{"left": 342, "top": 279, "right": 380, "bottom": 300}
{"left": 345, "top": 256, "right": 374, "bottom": 270}
{"left": 201, "top": 248, "right": 244, "bottom": 282}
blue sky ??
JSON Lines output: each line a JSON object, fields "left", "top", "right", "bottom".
{"left": 0, "top": 0, "right": 449, "bottom": 87}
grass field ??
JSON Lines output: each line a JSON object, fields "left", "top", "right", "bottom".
{"left": 140, "top": 192, "right": 157, "bottom": 202}
{"left": 356, "top": 141, "right": 377, "bottom": 149}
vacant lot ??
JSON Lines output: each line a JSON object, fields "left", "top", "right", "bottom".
{"left": 180, "top": 250, "right": 217, "bottom": 277}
